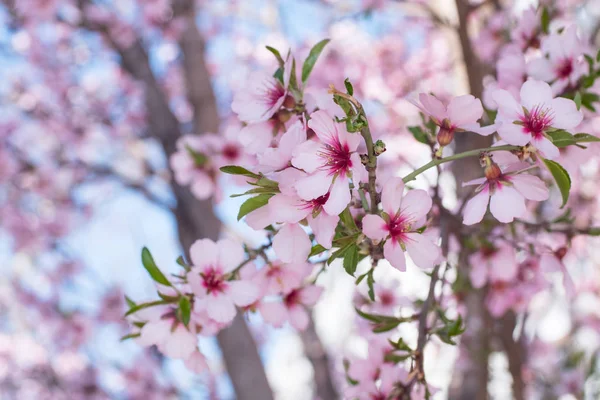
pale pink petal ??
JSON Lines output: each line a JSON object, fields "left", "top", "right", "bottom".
{"left": 492, "top": 89, "right": 522, "bottom": 121}
{"left": 308, "top": 212, "right": 339, "bottom": 249}
{"left": 323, "top": 175, "right": 351, "bottom": 215}
{"left": 218, "top": 238, "right": 246, "bottom": 272}
{"left": 447, "top": 95, "right": 483, "bottom": 126}
{"left": 291, "top": 140, "right": 322, "bottom": 173}
{"left": 462, "top": 177, "right": 487, "bottom": 187}
{"left": 272, "top": 223, "right": 311, "bottom": 263}
{"left": 404, "top": 233, "right": 440, "bottom": 269}
{"left": 469, "top": 258, "right": 488, "bottom": 289}
{"left": 229, "top": 280, "right": 260, "bottom": 307}
{"left": 184, "top": 351, "right": 208, "bottom": 374}
{"left": 299, "top": 285, "right": 324, "bottom": 306}
{"left": 540, "top": 253, "right": 561, "bottom": 273}
{"left": 350, "top": 153, "right": 367, "bottom": 183}
{"left": 550, "top": 97, "right": 583, "bottom": 130}
{"left": 531, "top": 135, "right": 559, "bottom": 160}
{"left": 489, "top": 246, "right": 518, "bottom": 282}
{"left": 190, "top": 239, "right": 219, "bottom": 268}
{"left": 137, "top": 320, "right": 171, "bottom": 347}
{"left": 418, "top": 93, "right": 447, "bottom": 122}
{"left": 245, "top": 203, "right": 276, "bottom": 230}
{"left": 277, "top": 121, "right": 307, "bottom": 160}
{"left": 190, "top": 174, "right": 215, "bottom": 200}
{"left": 239, "top": 122, "right": 273, "bottom": 154}
{"left": 361, "top": 214, "right": 388, "bottom": 241}
{"left": 275, "top": 167, "right": 307, "bottom": 196}
{"left": 400, "top": 189, "right": 432, "bottom": 223}
{"left": 162, "top": 327, "right": 197, "bottom": 360}
{"left": 383, "top": 240, "right": 407, "bottom": 272}
{"left": 294, "top": 170, "right": 331, "bottom": 201}
{"left": 288, "top": 305, "right": 310, "bottom": 331}
{"left": 489, "top": 185, "right": 526, "bottom": 223}
{"left": 259, "top": 302, "right": 288, "bottom": 327}
{"left": 205, "top": 295, "right": 237, "bottom": 324}
{"left": 520, "top": 79, "right": 553, "bottom": 110}
{"left": 381, "top": 177, "right": 405, "bottom": 216}
{"left": 497, "top": 122, "right": 531, "bottom": 146}
{"left": 526, "top": 58, "right": 556, "bottom": 82}
{"left": 269, "top": 194, "right": 309, "bottom": 223}
{"left": 465, "top": 123, "right": 496, "bottom": 136}
{"left": 463, "top": 189, "right": 490, "bottom": 225}
{"left": 510, "top": 174, "right": 549, "bottom": 201}
{"left": 307, "top": 110, "right": 338, "bottom": 145}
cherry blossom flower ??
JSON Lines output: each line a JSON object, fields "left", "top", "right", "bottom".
{"left": 187, "top": 239, "right": 260, "bottom": 324}
{"left": 362, "top": 177, "right": 441, "bottom": 271}
{"left": 170, "top": 135, "right": 215, "bottom": 200}
{"left": 410, "top": 93, "right": 495, "bottom": 148}
{"left": 540, "top": 247, "right": 575, "bottom": 298}
{"left": 492, "top": 79, "right": 583, "bottom": 159}
{"left": 259, "top": 285, "right": 323, "bottom": 330}
{"left": 257, "top": 120, "right": 306, "bottom": 172}
{"left": 292, "top": 110, "right": 365, "bottom": 215}
{"left": 527, "top": 26, "right": 587, "bottom": 94}
{"left": 511, "top": 7, "right": 541, "bottom": 50}
{"left": 253, "top": 261, "right": 310, "bottom": 296}
{"left": 231, "top": 57, "right": 292, "bottom": 123}
{"left": 469, "top": 243, "right": 517, "bottom": 288}
{"left": 462, "top": 153, "right": 549, "bottom": 225}
{"left": 135, "top": 305, "right": 198, "bottom": 360}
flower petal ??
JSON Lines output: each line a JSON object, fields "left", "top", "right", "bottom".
{"left": 550, "top": 97, "right": 583, "bottom": 130}
{"left": 272, "top": 223, "right": 311, "bottom": 263}
{"left": 497, "top": 122, "right": 531, "bottom": 146}
{"left": 447, "top": 95, "right": 483, "bottom": 126}
{"left": 190, "top": 239, "right": 219, "bottom": 268}
{"left": 510, "top": 174, "right": 549, "bottom": 201}
{"left": 404, "top": 233, "right": 440, "bottom": 269}
{"left": 489, "top": 185, "right": 526, "bottom": 223}
{"left": 531, "top": 135, "right": 559, "bottom": 160}
{"left": 463, "top": 188, "right": 490, "bottom": 225}
{"left": 400, "top": 189, "right": 432, "bottom": 223}
{"left": 383, "top": 240, "right": 407, "bottom": 272}
{"left": 323, "top": 175, "right": 351, "bottom": 215}
{"left": 361, "top": 214, "right": 388, "bottom": 241}
{"left": 520, "top": 79, "right": 553, "bottom": 110}
{"left": 294, "top": 170, "right": 332, "bottom": 201}
{"left": 492, "top": 89, "right": 521, "bottom": 121}
{"left": 206, "top": 295, "right": 237, "bottom": 324}
{"left": 218, "top": 238, "right": 246, "bottom": 272}
{"left": 229, "top": 280, "right": 260, "bottom": 307}
{"left": 308, "top": 212, "right": 339, "bottom": 249}
{"left": 381, "top": 177, "right": 405, "bottom": 216}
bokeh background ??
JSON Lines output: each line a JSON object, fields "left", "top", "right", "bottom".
{"left": 2, "top": 0, "right": 600, "bottom": 399}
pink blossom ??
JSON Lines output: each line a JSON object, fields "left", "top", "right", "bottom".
{"left": 272, "top": 223, "right": 312, "bottom": 263}
{"left": 253, "top": 261, "right": 311, "bottom": 296}
{"left": 135, "top": 305, "right": 198, "bottom": 360}
{"left": 231, "top": 58, "right": 292, "bottom": 123}
{"left": 170, "top": 135, "right": 215, "bottom": 200}
{"left": 238, "top": 121, "right": 275, "bottom": 155}
{"left": 184, "top": 351, "right": 209, "bottom": 374}
{"left": 362, "top": 177, "right": 440, "bottom": 271}
{"left": 257, "top": 121, "right": 307, "bottom": 172}
{"left": 527, "top": 26, "right": 587, "bottom": 94}
{"left": 469, "top": 244, "right": 517, "bottom": 288}
{"left": 187, "top": 239, "right": 260, "bottom": 324}
{"left": 462, "top": 155, "right": 549, "bottom": 225}
{"left": 492, "top": 79, "right": 583, "bottom": 159}
{"left": 259, "top": 285, "right": 323, "bottom": 330}
{"left": 511, "top": 7, "right": 541, "bottom": 50}
{"left": 292, "top": 110, "right": 365, "bottom": 215}
{"left": 540, "top": 248, "right": 575, "bottom": 298}
{"left": 410, "top": 93, "right": 495, "bottom": 146}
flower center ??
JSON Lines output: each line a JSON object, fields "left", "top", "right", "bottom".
{"left": 284, "top": 288, "right": 300, "bottom": 307}
{"left": 262, "top": 80, "right": 286, "bottom": 108}
{"left": 302, "top": 192, "right": 330, "bottom": 212}
{"left": 387, "top": 215, "right": 410, "bottom": 242}
{"left": 201, "top": 267, "right": 227, "bottom": 295}
{"left": 556, "top": 58, "right": 574, "bottom": 80}
{"left": 521, "top": 105, "right": 554, "bottom": 138}
{"left": 222, "top": 144, "right": 240, "bottom": 160}
{"left": 379, "top": 291, "right": 394, "bottom": 306}
{"left": 318, "top": 142, "right": 352, "bottom": 175}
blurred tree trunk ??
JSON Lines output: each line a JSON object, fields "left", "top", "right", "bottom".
{"left": 448, "top": 1, "right": 491, "bottom": 399}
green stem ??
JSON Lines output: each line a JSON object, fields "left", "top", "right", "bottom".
{"left": 402, "top": 145, "right": 521, "bottom": 183}
{"left": 359, "top": 117, "right": 378, "bottom": 214}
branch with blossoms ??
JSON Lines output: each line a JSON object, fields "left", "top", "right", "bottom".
{"left": 124, "top": 6, "right": 600, "bottom": 398}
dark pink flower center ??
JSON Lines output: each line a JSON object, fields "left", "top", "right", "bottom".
{"left": 387, "top": 215, "right": 411, "bottom": 243}
{"left": 284, "top": 288, "right": 300, "bottom": 307}
{"left": 556, "top": 58, "right": 574, "bottom": 80}
{"left": 261, "top": 80, "right": 285, "bottom": 108}
{"left": 318, "top": 141, "right": 352, "bottom": 176}
{"left": 222, "top": 144, "right": 240, "bottom": 161}
{"left": 379, "top": 291, "right": 394, "bottom": 306}
{"left": 301, "top": 192, "right": 330, "bottom": 212}
{"left": 201, "top": 267, "right": 227, "bottom": 295}
{"left": 521, "top": 105, "right": 554, "bottom": 139}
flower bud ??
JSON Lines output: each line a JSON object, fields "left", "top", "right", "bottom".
{"left": 436, "top": 126, "right": 455, "bottom": 147}
{"left": 481, "top": 153, "right": 502, "bottom": 180}
{"left": 283, "top": 94, "right": 296, "bottom": 109}
{"left": 277, "top": 109, "right": 292, "bottom": 123}
{"left": 554, "top": 247, "right": 568, "bottom": 260}
{"left": 374, "top": 140, "right": 386, "bottom": 156}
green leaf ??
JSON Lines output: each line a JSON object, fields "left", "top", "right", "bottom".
{"left": 265, "top": 46, "right": 284, "bottom": 66}
{"left": 327, "top": 240, "right": 355, "bottom": 265}
{"left": 547, "top": 130, "right": 575, "bottom": 148}
{"left": 343, "top": 244, "right": 359, "bottom": 277}
{"left": 302, "top": 39, "right": 330, "bottom": 83}
{"left": 355, "top": 271, "right": 368, "bottom": 285}
{"left": 141, "top": 247, "right": 172, "bottom": 286}
{"left": 372, "top": 319, "right": 401, "bottom": 333}
{"left": 366, "top": 269, "right": 375, "bottom": 301}
{"left": 179, "top": 296, "right": 191, "bottom": 327}
{"left": 176, "top": 255, "right": 189, "bottom": 269}
{"left": 220, "top": 165, "right": 260, "bottom": 179}
{"left": 408, "top": 126, "right": 429, "bottom": 145}
{"left": 597, "top": 49, "right": 600, "bottom": 63}
{"left": 574, "top": 133, "right": 600, "bottom": 143}
{"left": 120, "top": 332, "right": 141, "bottom": 341}
{"left": 344, "top": 78, "right": 354, "bottom": 96}
{"left": 587, "top": 227, "right": 600, "bottom": 236}
{"left": 309, "top": 244, "right": 327, "bottom": 257}
{"left": 237, "top": 194, "right": 273, "bottom": 220}
{"left": 574, "top": 92, "right": 582, "bottom": 110}
{"left": 340, "top": 207, "right": 359, "bottom": 232}
{"left": 354, "top": 307, "right": 401, "bottom": 323}
{"left": 543, "top": 159, "right": 571, "bottom": 208}
{"left": 289, "top": 58, "right": 299, "bottom": 92}
{"left": 185, "top": 145, "right": 207, "bottom": 166}
{"left": 230, "top": 186, "right": 279, "bottom": 198}
{"left": 124, "top": 295, "right": 136, "bottom": 309}
{"left": 124, "top": 300, "right": 169, "bottom": 317}
{"left": 389, "top": 338, "right": 412, "bottom": 352}
{"left": 541, "top": 7, "right": 550, "bottom": 34}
